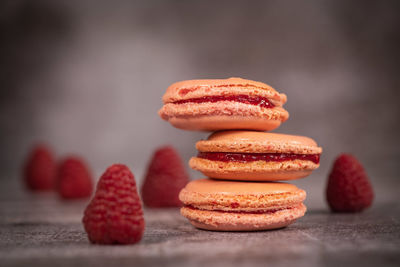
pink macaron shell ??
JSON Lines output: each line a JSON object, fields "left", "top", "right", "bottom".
{"left": 179, "top": 179, "right": 306, "bottom": 212}
{"left": 162, "top": 77, "right": 286, "bottom": 104}
{"left": 181, "top": 203, "right": 306, "bottom": 231}
{"left": 167, "top": 115, "right": 284, "bottom": 131}
{"left": 196, "top": 131, "right": 322, "bottom": 154}
{"left": 189, "top": 157, "right": 317, "bottom": 181}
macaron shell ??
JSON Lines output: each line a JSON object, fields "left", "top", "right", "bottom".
{"left": 165, "top": 115, "right": 284, "bottom": 131}
{"left": 189, "top": 157, "right": 318, "bottom": 181}
{"left": 181, "top": 203, "right": 306, "bottom": 231}
{"left": 163, "top": 77, "right": 286, "bottom": 104}
{"left": 196, "top": 131, "right": 322, "bottom": 154}
{"left": 179, "top": 179, "right": 306, "bottom": 212}
{"left": 159, "top": 102, "right": 288, "bottom": 120}
{"left": 181, "top": 178, "right": 301, "bottom": 194}
{"left": 159, "top": 101, "right": 289, "bottom": 131}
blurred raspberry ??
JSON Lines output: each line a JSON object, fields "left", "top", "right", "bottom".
{"left": 57, "top": 157, "right": 93, "bottom": 199}
{"left": 141, "top": 146, "right": 189, "bottom": 207}
{"left": 83, "top": 164, "right": 145, "bottom": 244}
{"left": 24, "top": 144, "right": 56, "bottom": 191}
{"left": 326, "top": 154, "right": 374, "bottom": 212}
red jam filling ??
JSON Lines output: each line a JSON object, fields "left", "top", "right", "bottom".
{"left": 198, "top": 152, "right": 320, "bottom": 164}
{"left": 174, "top": 94, "right": 275, "bottom": 108}
{"left": 185, "top": 205, "right": 285, "bottom": 214}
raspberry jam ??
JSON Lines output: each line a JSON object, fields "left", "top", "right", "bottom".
{"left": 174, "top": 95, "right": 275, "bottom": 108}
{"left": 198, "top": 152, "right": 320, "bottom": 164}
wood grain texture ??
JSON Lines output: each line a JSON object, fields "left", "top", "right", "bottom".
{"left": 1, "top": 180, "right": 400, "bottom": 267}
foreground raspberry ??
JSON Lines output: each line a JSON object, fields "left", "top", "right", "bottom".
{"left": 83, "top": 164, "right": 144, "bottom": 244}
{"left": 141, "top": 146, "right": 189, "bottom": 207}
{"left": 24, "top": 144, "right": 56, "bottom": 191}
{"left": 326, "top": 154, "right": 374, "bottom": 212}
{"left": 57, "top": 157, "right": 93, "bottom": 199}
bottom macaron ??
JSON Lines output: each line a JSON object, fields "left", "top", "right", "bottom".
{"left": 179, "top": 179, "right": 307, "bottom": 231}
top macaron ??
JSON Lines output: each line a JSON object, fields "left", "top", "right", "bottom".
{"left": 159, "top": 77, "right": 289, "bottom": 131}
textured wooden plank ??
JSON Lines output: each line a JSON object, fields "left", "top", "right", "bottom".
{"left": 1, "top": 182, "right": 400, "bottom": 267}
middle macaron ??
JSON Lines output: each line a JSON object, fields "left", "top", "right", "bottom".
{"left": 189, "top": 130, "right": 322, "bottom": 181}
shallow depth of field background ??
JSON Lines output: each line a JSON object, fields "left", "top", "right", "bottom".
{"left": 1, "top": 0, "right": 399, "bottom": 209}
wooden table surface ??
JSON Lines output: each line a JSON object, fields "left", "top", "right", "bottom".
{"left": 1, "top": 180, "right": 399, "bottom": 267}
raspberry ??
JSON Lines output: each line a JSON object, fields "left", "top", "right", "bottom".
{"left": 326, "top": 154, "right": 374, "bottom": 212}
{"left": 57, "top": 157, "right": 93, "bottom": 199}
{"left": 141, "top": 146, "right": 189, "bottom": 207}
{"left": 24, "top": 144, "right": 56, "bottom": 191}
{"left": 82, "top": 164, "right": 145, "bottom": 244}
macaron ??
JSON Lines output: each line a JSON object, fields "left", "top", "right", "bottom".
{"left": 179, "top": 179, "right": 306, "bottom": 231}
{"left": 189, "top": 131, "right": 322, "bottom": 181}
{"left": 159, "top": 77, "right": 289, "bottom": 131}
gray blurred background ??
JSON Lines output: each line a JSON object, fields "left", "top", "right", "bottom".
{"left": 1, "top": 0, "right": 399, "bottom": 209}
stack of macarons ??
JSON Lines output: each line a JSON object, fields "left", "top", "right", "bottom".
{"left": 159, "top": 77, "right": 322, "bottom": 231}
